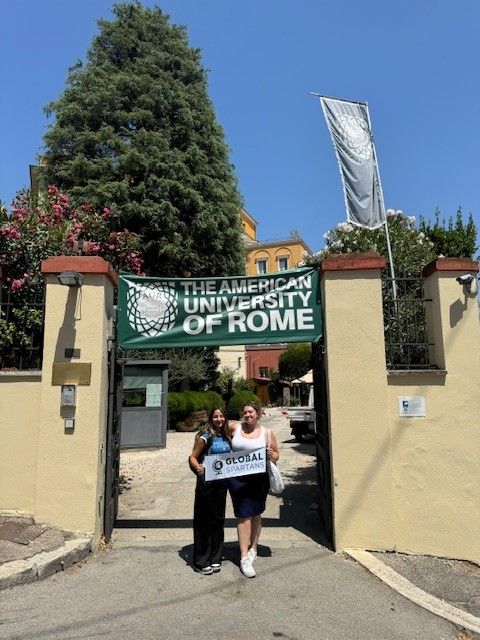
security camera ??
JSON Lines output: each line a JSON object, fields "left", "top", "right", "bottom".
{"left": 456, "top": 274, "right": 477, "bottom": 294}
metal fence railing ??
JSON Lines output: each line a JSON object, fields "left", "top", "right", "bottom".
{"left": 0, "top": 284, "right": 46, "bottom": 371}
{"left": 382, "top": 276, "right": 435, "bottom": 370}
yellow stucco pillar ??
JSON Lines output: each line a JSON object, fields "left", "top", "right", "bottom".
{"left": 35, "top": 256, "right": 116, "bottom": 540}
{"left": 400, "top": 257, "right": 480, "bottom": 562}
{"left": 321, "top": 252, "right": 396, "bottom": 551}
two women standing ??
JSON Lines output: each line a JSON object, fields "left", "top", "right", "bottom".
{"left": 189, "top": 403, "right": 279, "bottom": 578}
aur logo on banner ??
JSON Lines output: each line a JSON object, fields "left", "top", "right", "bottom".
{"left": 204, "top": 448, "right": 266, "bottom": 481}
{"left": 126, "top": 281, "right": 178, "bottom": 337}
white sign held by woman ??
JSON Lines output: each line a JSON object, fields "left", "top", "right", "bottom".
{"left": 204, "top": 447, "right": 266, "bottom": 481}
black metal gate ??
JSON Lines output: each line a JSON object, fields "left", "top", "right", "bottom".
{"left": 312, "top": 341, "right": 334, "bottom": 549}
{"left": 104, "top": 337, "right": 123, "bottom": 542}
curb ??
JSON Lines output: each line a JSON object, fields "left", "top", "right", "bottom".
{"left": 0, "top": 537, "right": 92, "bottom": 591}
{"left": 345, "top": 549, "right": 480, "bottom": 635}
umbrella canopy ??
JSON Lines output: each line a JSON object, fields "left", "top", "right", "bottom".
{"left": 291, "top": 370, "right": 313, "bottom": 384}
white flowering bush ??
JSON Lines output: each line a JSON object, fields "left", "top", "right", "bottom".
{"left": 309, "top": 210, "right": 436, "bottom": 277}
{"left": 308, "top": 211, "right": 437, "bottom": 368}
{"left": 308, "top": 209, "right": 477, "bottom": 368}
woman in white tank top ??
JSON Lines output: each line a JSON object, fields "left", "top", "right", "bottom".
{"left": 228, "top": 402, "right": 279, "bottom": 578}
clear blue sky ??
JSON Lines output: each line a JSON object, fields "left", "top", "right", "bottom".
{"left": 1, "top": 0, "right": 479, "bottom": 253}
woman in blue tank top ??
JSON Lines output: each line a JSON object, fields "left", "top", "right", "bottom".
{"left": 189, "top": 406, "right": 231, "bottom": 575}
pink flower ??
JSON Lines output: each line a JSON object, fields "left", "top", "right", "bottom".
{"left": 0, "top": 225, "right": 21, "bottom": 239}
{"left": 89, "top": 242, "right": 101, "bottom": 254}
{"left": 11, "top": 278, "right": 25, "bottom": 291}
{"left": 48, "top": 186, "right": 58, "bottom": 196}
{"left": 60, "top": 194, "right": 69, "bottom": 204}
{"left": 52, "top": 204, "right": 63, "bottom": 215}
{"left": 102, "top": 207, "right": 111, "bottom": 219}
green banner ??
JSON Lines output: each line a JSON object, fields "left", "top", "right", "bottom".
{"left": 117, "top": 267, "right": 322, "bottom": 349}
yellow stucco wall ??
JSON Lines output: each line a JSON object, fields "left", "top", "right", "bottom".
{"left": 0, "top": 373, "right": 41, "bottom": 513}
{"left": 323, "top": 259, "right": 480, "bottom": 563}
{"left": 34, "top": 273, "right": 113, "bottom": 537}
{"left": 246, "top": 241, "right": 308, "bottom": 276}
{"left": 386, "top": 271, "right": 480, "bottom": 563}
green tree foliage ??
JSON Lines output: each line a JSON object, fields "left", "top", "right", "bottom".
{"left": 278, "top": 343, "right": 311, "bottom": 381}
{"left": 215, "top": 366, "right": 254, "bottom": 399}
{"left": 42, "top": 2, "right": 244, "bottom": 278}
{"left": 420, "top": 208, "right": 477, "bottom": 259}
{"left": 119, "top": 346, "right": 219, "bottom": 391}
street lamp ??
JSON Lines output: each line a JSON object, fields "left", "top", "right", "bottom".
{"left": 57, "top": 271, "right": 84, "bottom": 287}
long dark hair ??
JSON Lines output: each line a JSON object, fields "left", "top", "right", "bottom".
{"left": 196, "top": 406, "right": 231, "bottom": 443}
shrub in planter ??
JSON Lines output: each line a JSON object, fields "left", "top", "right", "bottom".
{"left": 168, "top": 390, "right": 225, "bottom": 431}
{"left": 167, "top": 392, "right": 188, "bottom": 429}
{"left": 227, "top": 391, "right": 261, "bottom": 420}
{"left": 204, "top": 390, "right": 224, "bottom": 412}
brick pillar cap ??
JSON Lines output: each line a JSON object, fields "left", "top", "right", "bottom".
{"left": 422, "top": 257, "right": 479, "bottom": 278}
{"left": 41, "top": 255, "right": 117, "bottom": 287}
{"left": 321, "top": 252, "right": 386, "bottom": 273}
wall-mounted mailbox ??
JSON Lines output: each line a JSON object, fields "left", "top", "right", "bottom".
{"left": 61, "top": 384, "right": 76, "bottom": 407}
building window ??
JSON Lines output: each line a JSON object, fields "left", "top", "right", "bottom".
{"left": 256, "top": 259, "right": 267, "bottom": 275}
{"left": 259, "top": 367, "right": 269, "bottom": 378}
{"left": 277, "top": 256, "right": 289, "bottom": 271}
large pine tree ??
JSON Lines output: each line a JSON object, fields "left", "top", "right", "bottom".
{"left": 43, "top": 2, "right": 244, "bottom": 277}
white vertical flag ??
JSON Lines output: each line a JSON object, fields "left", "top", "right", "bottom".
{"left": 320, "top": 96, "right": 386, "bottom": 230}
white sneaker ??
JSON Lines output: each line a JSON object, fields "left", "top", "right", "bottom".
{"left": 193, "top": 565, "right": 213, "bottom": 575}
{"left": 247, "top": 547, "right": 257, "bottom": 563}
{"left": 240, "top": 557, "right": 256, "bottom": 578}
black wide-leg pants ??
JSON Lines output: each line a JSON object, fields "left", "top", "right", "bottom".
{"left": 193, "top": 476, "right": 228, "bottom": 568}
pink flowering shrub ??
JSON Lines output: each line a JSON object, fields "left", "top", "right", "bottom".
{"left": 0, "top": 186, "right": 143, "bottom": 292}
{"left": 0, "top": 187, "right": 144, "bottom": 367}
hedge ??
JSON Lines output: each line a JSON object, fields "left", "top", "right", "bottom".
{"left": 227, "top": 391, "right": 261, "bottom": 420}
{"left": 167, "top": 390, "right": 224, "bottom": 428}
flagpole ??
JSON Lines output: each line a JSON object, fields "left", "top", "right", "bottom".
{"left": 384, "top": 219, "right": 397, "bottom": 300}
{"left": 364, "top": 104, "right": 398, "bottom": 301}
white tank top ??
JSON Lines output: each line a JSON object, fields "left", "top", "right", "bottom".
{"left": 231, "top": 423, "right": 266, "bottom": 452}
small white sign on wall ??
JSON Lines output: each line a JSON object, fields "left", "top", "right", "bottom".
{"left": 146, "top": 383, "right": 162, "bottom": 407}
{"left": 398, "top": 396, "right": 425, "bottom": 417}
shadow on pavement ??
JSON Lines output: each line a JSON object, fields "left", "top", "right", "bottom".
{"left": 178, "top": 541, "right": 273, "bottom": 569}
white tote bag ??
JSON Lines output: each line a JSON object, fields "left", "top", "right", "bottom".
{"left": 266, "top": 429, "right": 284, "bottom": 496}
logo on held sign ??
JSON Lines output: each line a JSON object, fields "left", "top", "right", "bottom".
{"left": 212, "top": 459, "right": 224, "bottom": 476}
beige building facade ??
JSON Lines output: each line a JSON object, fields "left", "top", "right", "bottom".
{"left": 216, "top": 345, "right": 247, "bottom": 378}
